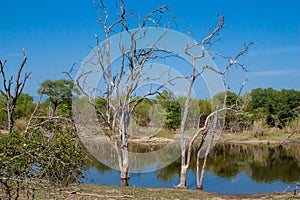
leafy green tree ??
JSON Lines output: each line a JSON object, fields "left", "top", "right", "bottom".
{"left": 38, "top": 79, "right": 74, "bottom": 116}
{"left": 250, "top": 88, "right": 275, "bottom": 121}
{"left": 177, "top": 97, "right": 200, "bottom": 129}
{"left": 14, "top": 93, "right": 35, "bottom": 119}
{"left": 0, "top": 93, "right": 35, "bottom": 131}
{"left": 95, "top": 97, "right": 107, "bottom": 111}
{"left": 277, "top": 89, "right": 300, "bottom": 126}
{"left": 164, "top": 101, "right": 181, "bottom": 130}
{"left": 212, "top": 91, "right": 239, "bottom": 131}
{"left": 94, "top": 97, "right": 108, "bottom": 125}
{"left": 236, "top": 93, "right": 255, "bottom": 131}
{"left": 131, "top": 97, "right": 152, "bottom": 127}
{"left": 212, "top": 91, "right": 238, "bottom": 107}
{"left": 156, "top": 91, "right": 181, "bottom": 130}
{"left": 250, "top": 88, "right": 300, "bottom": 128}
{"left": 198, "top": 99, "right": 212, "bottom": 127}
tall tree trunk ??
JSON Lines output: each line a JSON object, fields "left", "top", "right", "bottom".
{"left": 176, "top": 76, "right": 195, "bottom": 189}
{"left": 197, "top": 150, "right": 208, "bottom": 189}
{"left": 197, "top": 110, "right": 218, "bottom": 189}
{"left": 7, "top": 109, "right": 13, "bottom": 134}
{"left": 121, "top": 177, "right": 129, "bottom": 187}
{"left": 120, "top": 148, "right": 129, "bottom": 186}
{"left": 176, "top": 165, "right": 188, "bottom": 189}
{"left": 1, "top": 49, "right": 30, "bottom": 134}
{"left": 7, "top": 102, "right": 14, "bottom": 133}
{"left": 118, "top": 114, "right": 130, "bottom": 187}
{"left": 120, "top": 167, "right": 129, "bottom": 187}
{"left": 196, "top": 149, "right": 201, "bottom": 188}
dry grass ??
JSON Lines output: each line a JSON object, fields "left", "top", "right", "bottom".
{"left": 220, "top": 131, "right": 300, "bottom": 144}
{"left": 11, "top": 184, "right": 299, "bottom": 200}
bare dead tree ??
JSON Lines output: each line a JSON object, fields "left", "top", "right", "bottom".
{"left": 175, "top": 17, "right": 254, "bottom": 189}
{"left": 174, "top": 17, "right": 225, "bottom": 189}
{"left": 24, "top": 93, "right": 43, "bottom": 135}
{"left": 73, "top": 0, "right": 174, "bottom": 186}
{"left": 0, "top": 49, "right": 31, "bottom": 133}
{"left": 195, "top": 45, "right": 254, "bottom": 190}
{"left": 197, "top": 108, "right": 219, "bottom": 189}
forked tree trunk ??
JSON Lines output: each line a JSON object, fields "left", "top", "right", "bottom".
{"left": 197, "top": 110, "right": 218, "bottom": 189}
{"left": 197, "top": 136, "right": 215, "bottom": 189}
{"left": 1, "top": 49, "right": 30, "bottom": 134}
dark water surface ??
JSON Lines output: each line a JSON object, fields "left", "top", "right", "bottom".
{"left": 81, "top": 142, "right": 300, "bottom": 194}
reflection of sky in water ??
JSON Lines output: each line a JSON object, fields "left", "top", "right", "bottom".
{"left": 201, "top": 172, "right": 291, "bottom": 194}
{"left": 81, "top": 143, "right": 300, "bottom": 194}
{"left": 81, "top": 167, "right": 294, "bottom": 194}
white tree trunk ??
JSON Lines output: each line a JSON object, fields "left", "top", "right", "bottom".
{"left": 197, "top": 110, "right": 218, "bottom": 189}
{"left": 176, "top": 165, "right": 188, "bottom": 189}
{"left": 120, "top": 149, "right": 130, "bottom": 186}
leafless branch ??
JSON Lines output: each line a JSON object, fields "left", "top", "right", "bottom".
{"left": 0, "top": 49, "right": 31, "bottom": 133}
{"left": 25, "top": 93, "right": 43, "bottom": 135}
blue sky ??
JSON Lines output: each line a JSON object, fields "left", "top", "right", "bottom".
{"left": 0, "top": 0, "right": 299, "bottom": 96}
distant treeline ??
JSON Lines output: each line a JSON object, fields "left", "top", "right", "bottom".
{"left": 0, "top": 79, "right": 299, "bottom": 133}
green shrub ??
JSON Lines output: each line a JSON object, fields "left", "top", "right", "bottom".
{"left": 0, "top": 123, "right": 87, "bottom": 199}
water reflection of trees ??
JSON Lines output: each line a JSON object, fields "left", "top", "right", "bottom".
{"left": 205, "top": 143, "right": 300, "bottom": 183}
{"left": 86, "top": 142, "right": 300, "bottom": 184}
{"left": 156, "top": 158, "right": 181, "bottom": 182}
{"left": 84, "top": 139, "right": 182, "bottom": 173}
{"left": 87, "top": 156, "right": 114, "bottom": 174}
{"left": 205, "top": 144, "right": 248, "bottom": 178}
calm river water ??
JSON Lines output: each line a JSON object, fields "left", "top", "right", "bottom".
{"left": 81, "top": 142, "right": 300, "bottom": 194}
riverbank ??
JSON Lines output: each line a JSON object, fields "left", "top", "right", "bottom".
{"left": 26, "top": 184, "right": 298, "bottom": 200}
{"left": 127, "top": 130, "right": 300, "bottom": 145}
{"left": 2, "top": 134, "right": 299, "bottom": 199}
{"left": 219, "top": 131, "right": 300, "bottom": 144}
